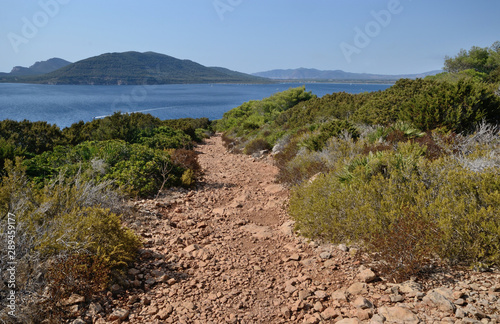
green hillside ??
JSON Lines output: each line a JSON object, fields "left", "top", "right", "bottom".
{"left": 0, "top": 51, "right": 271, "bottom": 85}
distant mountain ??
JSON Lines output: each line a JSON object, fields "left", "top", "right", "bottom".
{"left": 252, "top": 68, "right": 442, "bottom": 81}
{"left": 8, "top": 58, "right": 72, "bottom": 76}
{"left": 0, "top": 52, "right": 271, "bottom": 85}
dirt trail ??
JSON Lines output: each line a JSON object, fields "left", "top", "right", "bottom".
{"left": 93, "top": 135, "right": 499, "bottom": 324}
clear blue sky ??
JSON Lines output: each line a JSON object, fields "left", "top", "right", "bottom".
{"left": 1, "top": 0, "right": 499, "bottom": 75}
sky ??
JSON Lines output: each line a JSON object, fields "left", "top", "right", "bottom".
{"left": 1, "top": 0, "right": 499, "bottom": 75}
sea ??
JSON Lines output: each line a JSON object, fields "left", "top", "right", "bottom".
{"left": 0, "top": 83, "right": 391, "bottom": 129}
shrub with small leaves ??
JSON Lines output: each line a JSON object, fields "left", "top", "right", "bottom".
{"left": 43, "top": 253, "right": 110, "bottom": 320}
{"left": 243, "top": 138, "right": 272, "bottom": 155}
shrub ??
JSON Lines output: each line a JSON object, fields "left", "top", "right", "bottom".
{"left": 139, "top": 126, "right": 193, "bottom": 150}
{"left": 0, "top": 160, "right": 141, "bottom": 321}
{"left": 243, "top": 138, "right": 272, "bottom": 155}
{"left": 276, "top": 149, "right": 330, "bottom": 186}
{"left": 181, "top": 169, "right": 196, "bottom": 188}
{"left": 24, "top": 140, "right": 181, "bottom": 197}
{"left": 43, "top": 253, "right": 110, "bottom": 320}
{"left": 162, "top": 117, "right": 212, "bottom": 142}
{"left": 302, "top": 120, "right": 359, "bottom": 151}
{"left": 368, "top": 207, "right": 442, "bottom": 281}
{"left": 289, "top": 154, "right": 500, "bottom": 274}
{"left": 170, "top": 148, "right": 201, "bottom": 176}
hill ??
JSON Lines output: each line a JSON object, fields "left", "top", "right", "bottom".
{"left": 0, "top": 52, "right": 271, "bottom": 85}
{"left": 252, "top": 67, "right": 442, "bottom": 81}
{"left": 8, "top": 58, "right": 72, "bottom": 76}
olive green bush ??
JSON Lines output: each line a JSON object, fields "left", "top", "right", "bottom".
{"left": 289, "top": 144, "right": 500, "bottom": 275}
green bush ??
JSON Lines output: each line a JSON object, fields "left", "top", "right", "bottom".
{"left": 217, "top": 86, "right": 315, "bottom": 151}
{"left": 289, "top": 152, "right": 500, "bottom": 275}
{"left": 243, "top": 138, "right": 272, "bottom": 155}
{"left": 24, "top": 140, "right": 184, "bottom": 197}
{"left": 302, "top": 120, "right": 359, "bottom": 151}
{"left": 138, "top": 126, "right": 193, "bottom": 150}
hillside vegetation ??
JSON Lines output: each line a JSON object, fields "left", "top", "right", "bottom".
{"left": 0, "top": 51, "right": 271, "bottom": 85}
{"left": 218, "top": 43, "right": 500, "bottom": 280}
{"left": 0, "top": 113, "right": 212, "bottom": 321}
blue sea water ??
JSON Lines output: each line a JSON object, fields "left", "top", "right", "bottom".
{"left": 0, "top": 83, "right": 391, "bottom": 128}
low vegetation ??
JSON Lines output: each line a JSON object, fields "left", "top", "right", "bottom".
{"left": 218, "top": 43, "right": 500, "bottom": 281}
{"left": 0, "top": 113, "right": 212, "bottom": 321}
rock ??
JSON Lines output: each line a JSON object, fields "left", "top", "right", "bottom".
{"left": 313, "top": 301, "right": 324, "bottom": 312}
{"left": 182, "top": 301, "right": 196, "bottom": 310}
{"left": 378, "top": 306, "right": 419, "bottom": 324}
{"left": 279, "top": 220, "right": 294, "bottom": 236}
{"left": 321, "top": 307, "right": 339, "bottom": 320}
{"left": 298, "top": 290, "right": 310, "bottom": 300}
{"left": 464, "top": 305, "right": 487, "bottom": 319}
{"left": 151, "top": 269, "right": 165, "bottom": 277}
{"left": 142, "top": 305, "right": 158, "bottom": 316}
{"left": 281, "top": 306, "right": 291, "bottom": 319}
{"left": 331, "top": 289, "right": 348, "bottom": 301}
{"left": 128, "top": 268, "right": 141, "bottom": 276}
{"left": 352, "top": 296, "right": 373, "bottom": 309}
{"left": 60, "top": 293, "right": 85, "bottom": 306}
{"left": 456, "top": 308, "right": 466, "bottom": 319}
{"left": 264, "top": 184, "right": 283, "bottom": 194}
{"left": 212, "top": 207, "right": 225, "bottom": 215}
{"left": 324, "top": 259, "right": 338, "bottom": 268}
{"left": 338, "top": 244, "right": 349, "bottom": 252}
{"left": 432, "top": 287, "right": 454, "bottom": 300}
{"left": 184, "top": 244, "right": 200, "bottom": 253}
{"left": 357, "top": 268, "right": 378, "bottom": 283}
{"left": 347, "top": 282, "right": 368, "bottom": 295}
{"left": 303, "top": 314, "right": 320, "bottom": 324}
{"left": 111, "top": 283, "right": 122, "bottom": 294}
{"left": 460, "top": 318, "right": 482, "bottom": 324}
{"left": 370, "top": 314, "right": 385, "bottom": 323}
{"left": 289, "top": 253, "right": 301, "bottom": 261}
{"left": 397, "top": 280, "right": 423, "bottom": 294}
{"left": 336, "top": 319, "right": 361, "bottom": 324}
{"left": 108, "top": 308, "right": 130, "bottom": 321}
{"left": 423, "top": 291, "right": 456, "bottom": 314}
{"left": 314, "top": 290, "right": 328, "bottom": 299}
{"left": 88, "top": 302, "right": 103, "bottom": 316}
{"left": 355, "top": 308, "right": 372, "bottom": 321}
{"left": 241, "top": 223, "right": 273, "bottom": 239}
{"left": 390, "top": 294, "right": 404, "bottom": 303}
{"left": 285, "top": 282, "right": 298, "bottom": 293}
{"left": 319, "top": 251, "right": 332, "bottom": 260}
{"left": 71, "top": 319, "right": 86, "bottom": 324}
{"left": 156, "top": 304, "right": 173, "bottom": 320}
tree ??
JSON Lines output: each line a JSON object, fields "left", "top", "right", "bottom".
{"left": 444, "top": 42, "right": 500, "bottom": 77}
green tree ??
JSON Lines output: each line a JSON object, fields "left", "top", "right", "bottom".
{"left": 444, "top": 41, "right": 500, "bottom": 80}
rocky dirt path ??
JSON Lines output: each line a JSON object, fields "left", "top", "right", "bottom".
{"left": 90, "top": 135, "right": 499, "bottom": 324}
